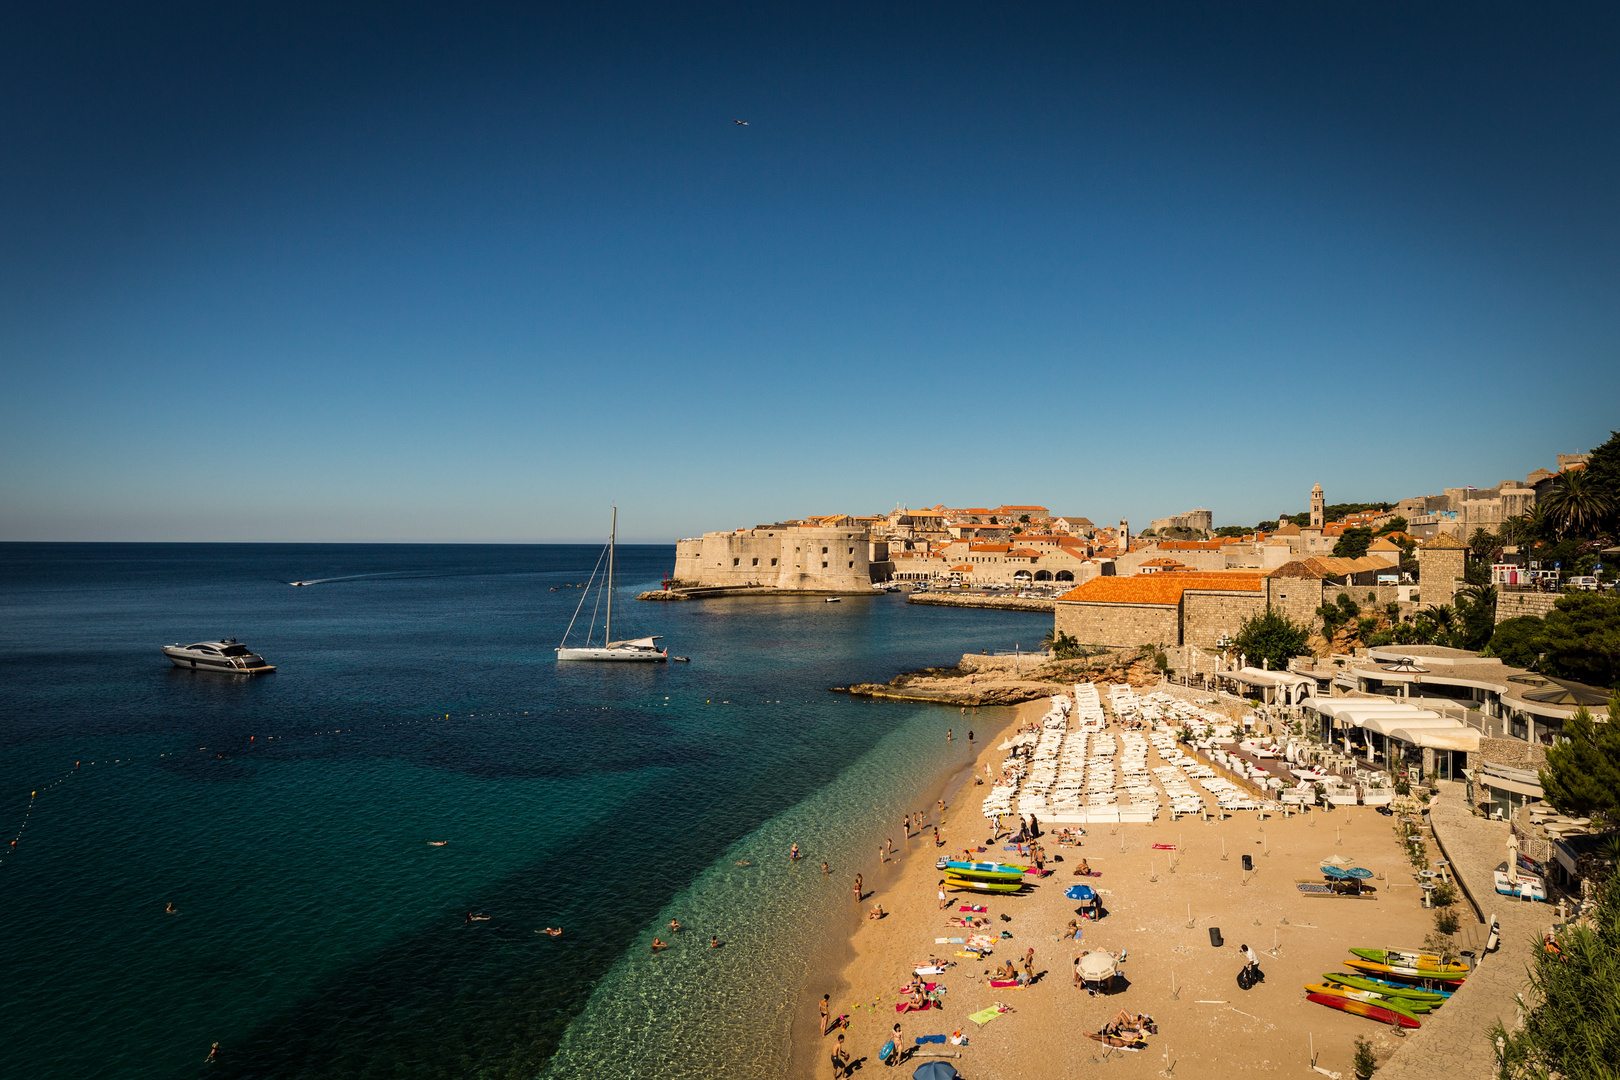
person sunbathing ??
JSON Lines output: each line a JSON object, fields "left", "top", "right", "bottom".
{"left": 868, "top": 904, "right": 885, "bottom": 920}
{"left": 1077, "top": 859, "right": 1091, "bottom": 875}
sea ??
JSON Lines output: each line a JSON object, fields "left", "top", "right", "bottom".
{"left": 0, "top": 543, "right": 1049, "bottom": 1080}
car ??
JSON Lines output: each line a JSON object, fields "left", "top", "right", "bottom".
{"left": 1568, "top": 576, "right": 1600, "bottom": 590}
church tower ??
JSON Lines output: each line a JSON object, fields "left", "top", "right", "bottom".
{"left": 1310, "top": 482, "right": 1325, "bottom": 530}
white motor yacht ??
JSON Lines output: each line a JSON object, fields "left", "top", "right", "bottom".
{"left": 162, "top": 639, "right": 276, "bottom": 674}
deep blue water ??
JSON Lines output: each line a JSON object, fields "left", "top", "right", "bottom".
{"left": 0, "top": 543, "right": 1048, "bottom": 1079}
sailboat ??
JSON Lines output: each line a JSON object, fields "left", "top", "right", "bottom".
{"left": 556, "top": 508, "right": 668, "bottom": 663}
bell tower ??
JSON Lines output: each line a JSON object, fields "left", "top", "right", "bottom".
{"left": 1310, "top": 482, "right": 1325, "bottom": 530}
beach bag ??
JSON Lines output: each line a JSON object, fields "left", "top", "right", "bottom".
{"left": 1236, "top": 967, "right": 1254, "bottom": 990}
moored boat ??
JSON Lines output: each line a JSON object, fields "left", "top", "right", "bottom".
{"left": 161, "top": 639, "right": 275, "bottom": 674}
{"left": 556, "top": 508, "right": 669, "bottom": 664}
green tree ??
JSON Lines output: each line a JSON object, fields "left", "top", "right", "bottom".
{"left": 1039, "top": 629, "right": 1091, "bottom": 661}
{"left": 1333, "top": 526, "right": 1374, "bottom": 559}
{"left": 1493, "top": 874, "right": 1620, "bottom": 1080}
{"left": 1578, "top": 429, "right": 1620, "bottom": 536}
{"left": 1539, "top": 694, "right": 1620, "bottom": 824}
{"left": 1541, "top": 469, "right": 1615, "bottom": 541}
{"left": 1536, "top": 592, "right": 1620, "bottom": 688}
{"left": 1484, "top": 615, "right": 1546, "bottom": 668}
{"left": 1456, "top": 584, "right": 1498, "bottom": 651}
{"left": 1215, "top": 525, "right": 1250, "bottom": 538}
{"left": 1469, "top": 528, "right": 1501, "bottom": 562}
{"left": 1232, "top": 609, "right": 1312, "bottom": 670}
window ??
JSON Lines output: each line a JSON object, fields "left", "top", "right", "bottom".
{"left": 771, "top": 558, "right": 777, "bottom": 566}
{"left": 733, "top": 558, "right": 740, "bottom": 566}
{"left": 848, "top": 561, "right": 854, "bottom": 569}
{"left": 822, "top": 561, "right": 828, "bottom": 568}
{"left": 751, "top": 558, "right": 758, "bottom": 566}
{"left": 822, "top": 547, "right": 828, "bottom": 554}
{"left": 848, "top": 548, "right": 854, "bottom": 555}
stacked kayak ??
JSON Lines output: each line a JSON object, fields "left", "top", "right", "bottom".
{"left": 1324, "top": 973, "right": 1451, "bottom": 1003}
{"left": 1344, "top": 959, "right": 1466, "bottom": 986}
{"left": 1350, "top": 948, "right": 1469, "bottom": 975}
{"left": 938, "top": 859, "right": 1027, "bottom": 892}
{"left": 1306, "top": 992, "right": 1420, "bottom": 1028}
{"left": 1305, "top": 983, "right": 1428, "bottom": 1019}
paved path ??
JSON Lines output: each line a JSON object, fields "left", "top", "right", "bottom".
{"left": 1377, "top": 787, "right": 1548, "bottom": 1080}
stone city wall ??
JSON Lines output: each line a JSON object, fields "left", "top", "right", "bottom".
{"left": 1054, "top": 600, "right": 1179, "bottom": 649}
{"left": 673, "top": 527, "right": 877, "bottom": 591}
{"left": 1495, "top": 590, "right": 1560, "bottom": 625}
{"left": 1179, "top": 590, "right": 1266, "bottom": 648}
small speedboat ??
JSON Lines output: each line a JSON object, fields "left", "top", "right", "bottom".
{"left": 162, "top": 639, "right": 275, "bottom": 674}
{"left": 825, "top": 597, "right": 841, "bottom": 603}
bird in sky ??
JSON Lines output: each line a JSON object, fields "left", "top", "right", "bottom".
{"left": 733, "top": 119, "right": 748, "bottom": 125}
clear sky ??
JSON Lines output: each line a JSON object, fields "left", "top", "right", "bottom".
{"left": 2, "top": 2, "right": 1617, "bottom": 542}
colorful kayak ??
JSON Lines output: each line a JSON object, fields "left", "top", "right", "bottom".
{"left": 937, "top": 859, "right": 1027, "bottom": 882}
{"left": 943, "top": 875, "right": 1023, "bottom": 893}
{"left": 1323, "top": 973, "right": 1449, "bottom": 1003}
{"left": 1306, "top": 991, "right": 1420, "bottom": 1028}
{"left": 1350, "top": 949, "right": 1468, "bottom": 974}
{"left": 1305, "top": 984, "right": 1428, "bottom": 1019}
{"left": 1344, "top": 959, "right": 1465, "bottom": 986}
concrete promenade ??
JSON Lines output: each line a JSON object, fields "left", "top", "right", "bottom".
{"left": 1377, "top": 786, "right": 1548, "bottom": 1080}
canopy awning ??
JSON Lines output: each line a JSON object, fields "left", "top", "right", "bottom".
{"left": 1359, "top": 713, "right": 1449, "bottom": 735}
{"left": 1387, "top": 726, "right": 1480, "bottom": 751}
{"left": 1227, "top": 667, "right": 1314, "bottom": 688}
{"left": 1310, "top": 699, "right": 1418, "bottom": 719}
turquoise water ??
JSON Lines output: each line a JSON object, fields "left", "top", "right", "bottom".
{"left": 0, "top": 544, "right": 1043, "bottom": 1079}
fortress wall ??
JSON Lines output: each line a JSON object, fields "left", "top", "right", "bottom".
{"left": 1054, "top": 601, "right": 1179, "bottom": 648}
{"left": 674, "top": 527, "right": 875, "bottom": 591}
{"left": 1180, "top": 591, "right": 1266, "bottom": 648}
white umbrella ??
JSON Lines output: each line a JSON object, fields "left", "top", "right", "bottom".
{"left": 1078, "top": 951, "right": 1117, "bottom": 982}
{"left": 1321, "top": 854, "right": 1356, "bottom": 868}
{"left": 1507, "top": 833, "right": 1519, "bottom": 885}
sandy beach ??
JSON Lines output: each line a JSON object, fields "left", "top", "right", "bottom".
{"left": 790, "top": 696, "right": 1453, "bottom": 1080}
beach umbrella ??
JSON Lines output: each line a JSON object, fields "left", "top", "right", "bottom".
{"left": 913, "top": 1064, "right": 959, "bottom": 1080}
{"left": 1345, "top": 867, "right": 1373, "bottom": 879}
{"left": 1078, "top": 951, "right": 1117, "bottom": 981}
{"left": 1507, "top": 833, "right": 1520, "bottom": 885}
{"left": 1321, "top": 866, "right": 1348, "bottom": 880}
{"left": 1320, "top": 855, "right": 1355, "bottom": 868}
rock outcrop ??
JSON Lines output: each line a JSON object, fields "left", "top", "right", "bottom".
{"left": 841, "top": 649, "right": 1162, "bottom": 706}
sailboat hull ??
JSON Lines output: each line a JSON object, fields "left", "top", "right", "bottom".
{"left": 555, "top": 647, "right": 667, "bottom": 662}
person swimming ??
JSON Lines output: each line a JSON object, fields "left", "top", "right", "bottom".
{"left": 465, "top": 912, "right": 490, "bottom": 922}
{"left": 539, "top": 927, "right": 562, "bottom": 937}
{"left": 427, "top": 840, "right": 448, "bottom": 846}
{"left": 710, "top": 935, "right": 720, "bottom": 948}
{"left": 669, "top": 919, "right": 681, "bottom": 933}
{"left": 790, "top": 842, "right": 801, "bottom": 860}
{"left": 165, "top": 903, "right": 177, "bottom": 915}
{"left": 651, "top": 938, "right": 668, "bottom": 951}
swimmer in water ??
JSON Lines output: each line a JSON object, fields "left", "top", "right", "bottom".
{"left": 205, "top": 1042, "right": 219, "bottom": 1063}
{"left": 651, "top": 938, "right": 668, "bottom": 951}
{"left": 465, "top": 912, "right": 490, "bottom": 922}
{"left": 790, "top": 842, "right": 801, "bottom": 860}
{"left": 735, "top": 860, "right": 751, "bottom": 866}
{"left": 711, "top": 936, "right": 720, "bottom": 948}
{"left": 165, "top": 903, "right": 177, "bottom": 915}
{"left": 669, "top": 919, "right": 681, "bottom": 934}
{"left": 427, "top": 841, "right": 448, "bottom": 847}
{"left": 539, "top": 927, "right": 562, "bottom": 937}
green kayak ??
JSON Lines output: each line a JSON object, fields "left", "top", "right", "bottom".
{"left": 1324, "top": 973, "right": 1447, "bottom": 1003}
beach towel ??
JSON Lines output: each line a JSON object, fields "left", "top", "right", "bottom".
{"left": 989, "top": 978, "right": 1019, "bottom": 987}
{"left": 968, "top": 1006, "right": 1004, "bottom": 1026}
{"left": 896, "top": 1000, "right": 934, "bottom": 1013}
{"left": 1152, "top": 843, "right": 1177, "bottom": 850}
{"left": 959, "top": 905, "right": 986, "bottom": 912}
{"left": 914, "top": 966, "right": 946, "bottom": 975}
{"left": 915, "top": 1034, "right": 947, "bottom": 1044}
{"left": 935, "top": 937, "right": 966, "bottom": 944}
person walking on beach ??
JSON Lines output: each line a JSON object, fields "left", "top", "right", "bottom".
{"left": 947, "top": 728, "right": 953, "bottom": 742}
{"left": 933, "top": 825, "right": 941, "bottom": 847}
{"left": 878, "top": 843, "right": 886, "bottom": 863}
{"left": 886, "top": 837, "right": 895, "bottom": 860}
{"left": 1024, "top": 948, "right": 1035, "bottom": 982}
{"left": 902, "top": 813, "right": 910, "bottom": 838}
{"left": 820, "top": 994, "right": 832, "bottom": 1035}
{"left": 938, "top": 881, "right": 948, "bottom": 909}
{"left": 853, "top": 874, "right": 862, "bottom": 902}
{"left": 830, "top": 1033, "right": 850, "bottom": 1078}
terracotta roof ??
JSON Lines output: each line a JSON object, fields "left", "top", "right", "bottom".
{"left": 1304, "top": 555, "right": 1398, "bottom": 577}
{"left": 1422, "top": 534, "right": 1469, "bottom": 550}
{"left": 951, "top": 564, "right": 974, "bottom": 572}
{"left": 1367, "top": 537, "right": 1402, "bottom": 552}
{"left": 1006, "top": 548, "right": 1040, "bottom": 558}
{"left": 967, "top": 543, "right": 1012, "bottom": 553}
{"left": 1157, "top": 540, "right": 1224, "bottom": 550}
{"left": 1055, "top": 573, "right": 1265, "bottom": 606}
{"left": 1272, "top": 523, "right": 1302, "bottom": 536}
{"left": 1267, "top": 561, "right": 1331, "bottom": 580}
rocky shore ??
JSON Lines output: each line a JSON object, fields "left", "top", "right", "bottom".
{"left": 837, "top": 648, "right": 1163, "bottom": 706}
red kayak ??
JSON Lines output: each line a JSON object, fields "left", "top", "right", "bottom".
{"left": 1306, "top": 991, "right": 1420, "bottom": 1028}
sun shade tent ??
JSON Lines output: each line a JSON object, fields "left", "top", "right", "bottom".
{"left": 1078, "top": 951, "right": 1117, "bottom": 982}
{"left": 1386, "top": 726, "right": 1481, "bottom": 752}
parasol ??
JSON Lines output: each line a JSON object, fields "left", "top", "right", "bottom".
{"left": 1320, "top": 855, "right": 1356, "bottom": 868}
{"left": 1345, "top": 867, "right": 1373, "bottom": 879}
{"left": 913, "top": 1064, "right": 960, "bottom": 1080}
{"left": 1077, "top": 951, "right": 1117, "bottom": 982}
{"left": 1507, "top": 833, "right": 1519, "bottom": 885}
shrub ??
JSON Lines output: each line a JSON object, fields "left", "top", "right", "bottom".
{"left": 1431, "top": 881, "right": 1459, "bottom": 907}
{"left": 1433, "top": 907, "right": 1460, "bottom": 936}
{"left": 1353, "top": 1036, "right": 1377, "bottom": 1079}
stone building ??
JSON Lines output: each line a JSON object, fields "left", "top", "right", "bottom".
{"left": 1147, "top": 508, "right": 1213, "bottom": 534}
{"left": 1414, "top": 533, "right": 1468, "bottom": 608}
{"left": 673, "top": 527, "right": 889, "bottom": 591}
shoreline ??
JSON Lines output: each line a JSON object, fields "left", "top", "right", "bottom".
{"left": 787, "top": 691, "right": 1443, "bottom": 1080}
{"left": 785, "top": 699, "right": 1035, "bottom": 1080}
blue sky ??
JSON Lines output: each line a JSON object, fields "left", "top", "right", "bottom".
{"left": 2, "top": 2, "right": 1617, "bottom": 542}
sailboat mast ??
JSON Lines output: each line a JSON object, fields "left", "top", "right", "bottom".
{"left": 606, "top": 506, "right": 616, "bottom": 645}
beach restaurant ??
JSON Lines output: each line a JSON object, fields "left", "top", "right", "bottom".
{"left": 1214, "top": 666, "right": 1315, "bottom": 707}
{"left": 1304, "top": 697, "right": 1480, "bottom": 781}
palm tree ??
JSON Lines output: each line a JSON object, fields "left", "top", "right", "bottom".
{"left": 1457, "top": 582, "right": 1497, "bottom": 611}
{"left": 1422, "top": 604, "right": 1458, "bottom": 632}
{"left": 1539, "top": 470, "right": 1614, "bottom": 540}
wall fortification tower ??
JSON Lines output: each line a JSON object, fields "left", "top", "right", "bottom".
{"left": 1310, "top": 482, "right": 1325, "bottom": 530}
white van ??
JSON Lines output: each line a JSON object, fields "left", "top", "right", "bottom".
{"left": 1568, "top": 576, "right": 1600, "bottom": 591}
